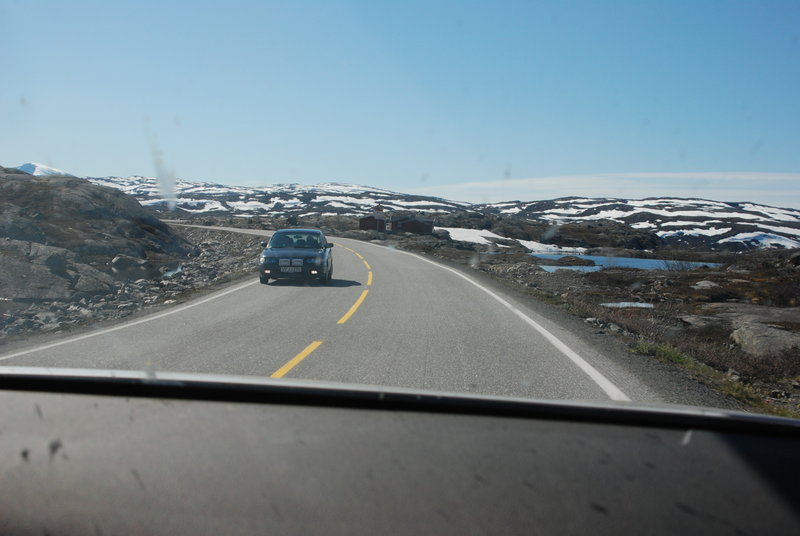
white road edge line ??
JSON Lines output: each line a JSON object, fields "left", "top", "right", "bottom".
{"left": 351, "top": 240, "right": 631, "bottom": 402}
{"left": 0, "top": 280, "right": 260, "bottom": 362}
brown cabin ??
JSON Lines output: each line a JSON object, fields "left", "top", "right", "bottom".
{"left": 359, "top": 214, "right": 386, "bottom": 232}
{"left": 390, "top": 214, "right": 434, "bottom": 234}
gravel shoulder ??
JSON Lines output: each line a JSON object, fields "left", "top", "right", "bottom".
{"left": 0, "top": 226, "right": 263, "bottom": 350}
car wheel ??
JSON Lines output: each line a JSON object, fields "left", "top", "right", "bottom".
{"left": 260, "top": 275, "right": 269, "bottom": 285}
{"left": 319, "top": 267, "right": 331, "bottom": 284}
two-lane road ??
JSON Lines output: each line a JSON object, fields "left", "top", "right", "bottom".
{"left": 0, "top": 229, "right": 729, "bottom": 407}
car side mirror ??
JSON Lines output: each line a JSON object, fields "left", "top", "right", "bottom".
{"left": 260, "top": 240, "right": 268, "bottom": 247}
{"left": 326, "top": 243, "right": 334, "bottom": 248}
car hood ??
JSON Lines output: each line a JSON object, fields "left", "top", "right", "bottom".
{"left": 261, "top": 247, "right": 324, "bottom": 257}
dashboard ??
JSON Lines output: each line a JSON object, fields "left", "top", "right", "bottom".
{"left": 0, "top": 368, "right": 798, "bottom": 535}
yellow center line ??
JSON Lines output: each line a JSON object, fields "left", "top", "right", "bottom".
{"left": 268, "top": 243, "right": 372, "bottom": 378}
{"left": 335, "top": 243, "right": 364, "bottom": 258}
{"left": 337, "top": 289, "right": 369, "bottom": 324}
{"left": 331, "top": 242, "right": 371, "bottom": 322}
{"left": 271, "top": 341, "right": 323, "bottom": 378}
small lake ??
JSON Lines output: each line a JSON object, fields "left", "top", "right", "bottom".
{"left": 533, "top": 254, "right": 721, "bottom": 272}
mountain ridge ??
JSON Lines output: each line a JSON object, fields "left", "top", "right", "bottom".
{"left": 15, "top": 162, "right": 75, "bottom": 177}
{"left": 11, "top": 163, "right": 800, "bottom": 250}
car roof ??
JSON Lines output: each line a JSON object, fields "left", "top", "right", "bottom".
{"left": 273, "top": 228, "right": 323, "bottom": 234}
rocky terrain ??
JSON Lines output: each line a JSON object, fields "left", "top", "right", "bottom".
{"left": 0, "top": 167, "right": 261, "bottom": 341}
{"left": 1, "top": 225, "right": 260, "bottom": 341}
{"left": 482, "top": 197, "right": 800, "bottom": 250}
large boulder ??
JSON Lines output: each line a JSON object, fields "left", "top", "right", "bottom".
{"left": 687, "top": 302, "right": 800, "bottom": 358}
{"left": 0, "top": 167, "right": 196, "bottom": 304}
{"left": 0, "top": 238, "right": 117, "bottom": 301}
{"left": 0, "top": 169, "right": 195, "bottom": 270}
{"left": 111, "top": 254, "right": 159, "bottom": 279}
{"left": 730, "top": 324, "right": 799, "bottom": 357}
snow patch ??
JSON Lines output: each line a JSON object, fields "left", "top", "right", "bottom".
{"left": 718, "top": 233, "right": 800, "bottom": 249}
{"left": 16, "top": 162, "right": 74, "bottom": 176}
{"left": 601, "top": 302, "right": 654, "bottom": 309}
{"left": 517, "top": 240, "right": 587, "bottom": 254}
{"left": 435, "top": 227, "right": 507, "bottom": 245}
{"left": 657, "top": 227, "right": 732, "bottom": 237}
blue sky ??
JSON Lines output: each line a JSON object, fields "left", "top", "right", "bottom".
{"left": 2, "top": 0, "right": 799, "bottom": 206}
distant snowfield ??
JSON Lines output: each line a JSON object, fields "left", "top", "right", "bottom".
{"left": 13, "top": 163, "right": 800, "bottom": 250}
{"left": 719, "top": 232, "right": 800, "bottom": 249}
{"left": 657, "top": 227, "right": 732, "bottom": 237}
{"left": 435, "top": 227, "right": 506, "bottom": 245}
{"left": 516, "top": 240, "right": 587, "bottom": 254}
{"left": 483, "top": 196, "right": 800, "bottom": 250}
{"left": 16, "top": 162, "right": 74, "bottom": 176}
{"left": 436, "top": 227, "right": 587, "bottom": 253}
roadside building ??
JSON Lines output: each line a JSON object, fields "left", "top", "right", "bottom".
{"left": 359, "top": 213, "right": 386, "bottom": 232}
{"left": 390, "top": 214, "right": 434, "bottom": 234}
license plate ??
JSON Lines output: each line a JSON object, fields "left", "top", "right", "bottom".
{"left": 280, "top": 267, "right": 302, "bottom": 273}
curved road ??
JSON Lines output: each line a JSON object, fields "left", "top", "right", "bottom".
{"left": 0, "top": 228, "right": 727, "bottom": 406}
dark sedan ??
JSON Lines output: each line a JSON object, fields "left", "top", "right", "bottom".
{"left": 258, "top": 229, "right": 333, "bottom": 284}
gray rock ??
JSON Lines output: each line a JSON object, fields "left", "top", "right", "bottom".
{"left": 0, "top": 224, "right": 261, "bottom": 339}
{"left": 680, "top": 315, "right": 718, "bottom": 329}
{"left": 730, "top": 324, "right": 800, "bottom": 357}
{"left": 111, "top": 254, "right": 157, "bottom": 279}
{"left": 691, "top": 280, "right": 719, "bottom": 290}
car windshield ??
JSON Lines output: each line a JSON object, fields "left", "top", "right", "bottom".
{"left": 269, "top": 232, "right": 322, "bottom": 249}
{"left": 1, "top": 0, "right": 798, "bottom": 421}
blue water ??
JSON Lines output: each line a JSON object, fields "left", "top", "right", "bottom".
{"left": 540, "top": 265, "right": 602, "bottom": 273}
{"left": 533, "top": 254, "right": 720, "bottom": 272}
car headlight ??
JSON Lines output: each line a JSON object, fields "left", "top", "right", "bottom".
{"left": 306, "top": 256, "right": 322, "bottom": 265}
{"left": 259, "top": 255, "right": 266, "bottom": 263}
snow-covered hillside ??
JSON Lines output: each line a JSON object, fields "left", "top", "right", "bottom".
{"left": 76, "top": 176, "right": 800, "bottom": 250}
{"left": 15, "top": 162, "right": 74, "bottom": 176}
{"left": 9, "top": 163, "right": 800, "bottom": 250}
{"left": 84, "top": 175, "right": 470, "bottom": 217}
{"left": 482, "top": 197, "right": 800, "bottom": 250}
{"left": 434, "top": 227, "right": 587, "bottom": 254}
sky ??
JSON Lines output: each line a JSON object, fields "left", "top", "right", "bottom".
{"left": 2, "top": 0, "right": 799, "bottom": 207}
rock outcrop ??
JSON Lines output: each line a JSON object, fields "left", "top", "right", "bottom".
{"left": 1, "top": 165, "right": 195, "bottom": 314}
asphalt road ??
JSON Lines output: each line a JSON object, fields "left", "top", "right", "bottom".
{"left": 0, "top": 228, "right": 733, "bottom": 407}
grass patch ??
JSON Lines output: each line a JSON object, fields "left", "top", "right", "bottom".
{"left": 633, "top": 339, "right": 799, "bottom": 419}
{"left": 634, "top": 340, "right": 689, "bottom": 365}
{"left": 523, "top": 287, "right": 564, "bottom": 305}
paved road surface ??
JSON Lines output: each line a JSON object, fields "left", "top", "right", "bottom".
{"left": 0, "top": 228, "right": 731, "bottom": 407}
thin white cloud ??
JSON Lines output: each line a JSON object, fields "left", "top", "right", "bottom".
{"left": 409, "top": 172, "right": 800, "bottom": 209}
